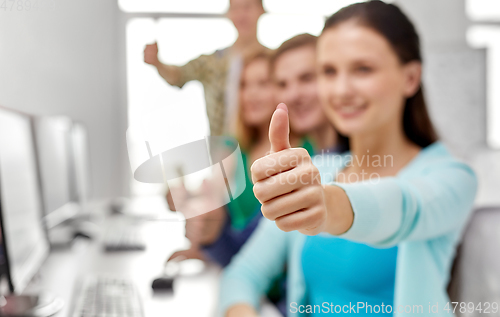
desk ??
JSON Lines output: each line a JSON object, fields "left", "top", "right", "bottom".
{"left": 27, "top": 214, "right": 220, "bottom": 317}
{"left": 27, "top": 213, "right": 282, "bottom": 317}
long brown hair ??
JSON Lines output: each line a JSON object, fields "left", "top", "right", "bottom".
{"left": 322, "top": 0, "right": 438, "bottom": 148}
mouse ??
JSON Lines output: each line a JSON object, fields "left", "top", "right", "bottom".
{"left": 151, "top": 255, "right": 184, "bottom": 292}
{"left": 72, "top": 220, "right": 99, "bottom": 240}
{"left": 151, "top": 277, "right": 174, "bottom": 292}
{"left": 109, "top": 197, "right": 129, "bottom": 215}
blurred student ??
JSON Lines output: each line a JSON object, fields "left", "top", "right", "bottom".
{"left": 144, "top": 0, "right": 267, "bottom": 136}
{"left": 220, "top": 2, "right": 478, "bottom": 317}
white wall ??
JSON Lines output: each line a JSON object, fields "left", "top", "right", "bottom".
{"left": 395, "top": 0, "right": 486, "bottom": 156}
{"left": 0, "top": 0, "right": 128, "bottom": 199}
{"left": 397, "top": 0, "right": 470, "bottom": 48}
{"left": 395, "top": 1, "right": 500, "bottom": 306}
{"left": 396, "top": 0, "right": 500, "bottom": 207}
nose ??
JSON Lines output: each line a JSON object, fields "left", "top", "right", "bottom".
{"left": 332, "top": 73, "right": 355, "bottom": 101}
{"left": 283, "top": 83, "right": 301, "bottom": 105}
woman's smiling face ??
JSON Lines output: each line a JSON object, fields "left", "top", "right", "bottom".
{"left": 317, "top": 22, "right": 421, "bottom": 137}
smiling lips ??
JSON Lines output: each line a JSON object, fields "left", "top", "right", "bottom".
{"left": 334, "top": 104, "right": 368, "bottom": 119}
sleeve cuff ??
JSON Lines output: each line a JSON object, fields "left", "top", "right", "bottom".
{"left": 332, "top": 179, "right": 402, "bottom": 245}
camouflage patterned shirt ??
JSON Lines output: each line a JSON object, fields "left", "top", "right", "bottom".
{"left": 173, "top": 48, "right": 234, "bottom": 136}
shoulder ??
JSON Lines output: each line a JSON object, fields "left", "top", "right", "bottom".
{"left": 402, "top": 142, "right": 476, "bottom": 178}
{"left": 398, "top": 142, "right": 478, "bottom": 204}
{"left": 185, "top": 47, "right": 228, "bottom": 65}
{"left": 214, "top": 47, "right": 231, "bottom": 58}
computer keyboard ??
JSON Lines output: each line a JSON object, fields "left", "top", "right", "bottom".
{"left": 102, "top": 228, "right": 146, "bottom": 252}
{"left": 72, "top": 276, "right": 143, "bottom": 317}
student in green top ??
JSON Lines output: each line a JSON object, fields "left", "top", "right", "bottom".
{"left": 224, "top": 50, "right": 282, "bottom": 232}
{"left": 167, "top": 50, "right": 279, "bottom": 264}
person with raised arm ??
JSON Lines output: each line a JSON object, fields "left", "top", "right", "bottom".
{"left": 219, "top": 2, "right": 477, "bottom": 317}
{"left": 144, "top": 0, "right": 267, "bottom": 136}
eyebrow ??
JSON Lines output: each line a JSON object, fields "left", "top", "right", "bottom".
{"left": 299, "top": 71, "right": 315, "bottom": 80}
{"left": 273, "top": 78, "right": 286, "bottom": 86}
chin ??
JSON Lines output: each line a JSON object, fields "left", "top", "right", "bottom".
{"left": 335, "top": 125, "right": 356, "bottom": 137}
{"left": 288, "top": 119, "right": 306, "bottom": 133}
{"left": 245, "top": 119, "right": 260, "bottom": 127}
{"left": 337, "top": 120, "right": 372, "bottom": 137}
{"left": 246, "top": 114, "right": 268, "bottom": 127}
{"left": 329, "top": 105, "right": 372, "bottom": 134}
{"left": 329, "top": 114, "right": 363, "bottom": 136}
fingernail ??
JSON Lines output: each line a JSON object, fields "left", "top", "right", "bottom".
{"left": 276, "top": 103, "right": 288, "bottom": 113}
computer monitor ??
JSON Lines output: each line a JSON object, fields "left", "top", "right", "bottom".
{"left": 69, "top": 122, "right": 91, "bottom": 207}
{"left": 34, "top": 116, "right": 79, "bottom": 229}
{"left": 0, "top": 106, "right": 50, "bottom": 293}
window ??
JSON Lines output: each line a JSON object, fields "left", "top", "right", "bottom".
{"left": 466, "top": 0, "right": 500, "bottom": 21}
{"left": 119, "top": 0, "right": 228, "bottom": 14}
{"left": 126, "top": 18, "right": 235, "bottom": 195}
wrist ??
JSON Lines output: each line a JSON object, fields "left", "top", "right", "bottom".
{"left": 323, "top": 185, "right": 354, "bottom": 235}
{"left": 153, "top": 59, "right": 161, "bottom": 68}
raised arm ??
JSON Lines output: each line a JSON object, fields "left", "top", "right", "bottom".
{"left": 144, "top": 42, "right": 183, "bottom": 86}
{"left": 333, "top": 160, "right": 477, "bottom": 246}
{"left": 251, "top": 103, "right": 478, "bottom": 246}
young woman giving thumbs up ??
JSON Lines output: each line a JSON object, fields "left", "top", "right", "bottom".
{"left": 219, "top": 2, "right": 477, "bottom": 317}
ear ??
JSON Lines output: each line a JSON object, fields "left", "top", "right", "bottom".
{"left": 402, "top": 61, "right": 422, "bottom": 98}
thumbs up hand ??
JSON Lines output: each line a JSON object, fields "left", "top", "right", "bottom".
{"left": 251, "top": 103, "right": 328, "bottom": 236}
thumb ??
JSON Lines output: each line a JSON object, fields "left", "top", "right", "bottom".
{"left": 269, "top": 103, "right": 291, "bottom": 153}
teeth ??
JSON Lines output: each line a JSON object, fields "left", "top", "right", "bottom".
{"left": 339, "top": 106, "right": 362, "bottom": 113}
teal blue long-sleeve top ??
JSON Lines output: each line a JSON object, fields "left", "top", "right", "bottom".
{"left": 219, "top": 142, "right": 478, "bottom": 317}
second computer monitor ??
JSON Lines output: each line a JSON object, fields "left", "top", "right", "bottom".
{"left": 69, "top": 122, "right": 92, "bottom": 207}
{"left": 35, "top": 116, "right": 79, "bottom": 229}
